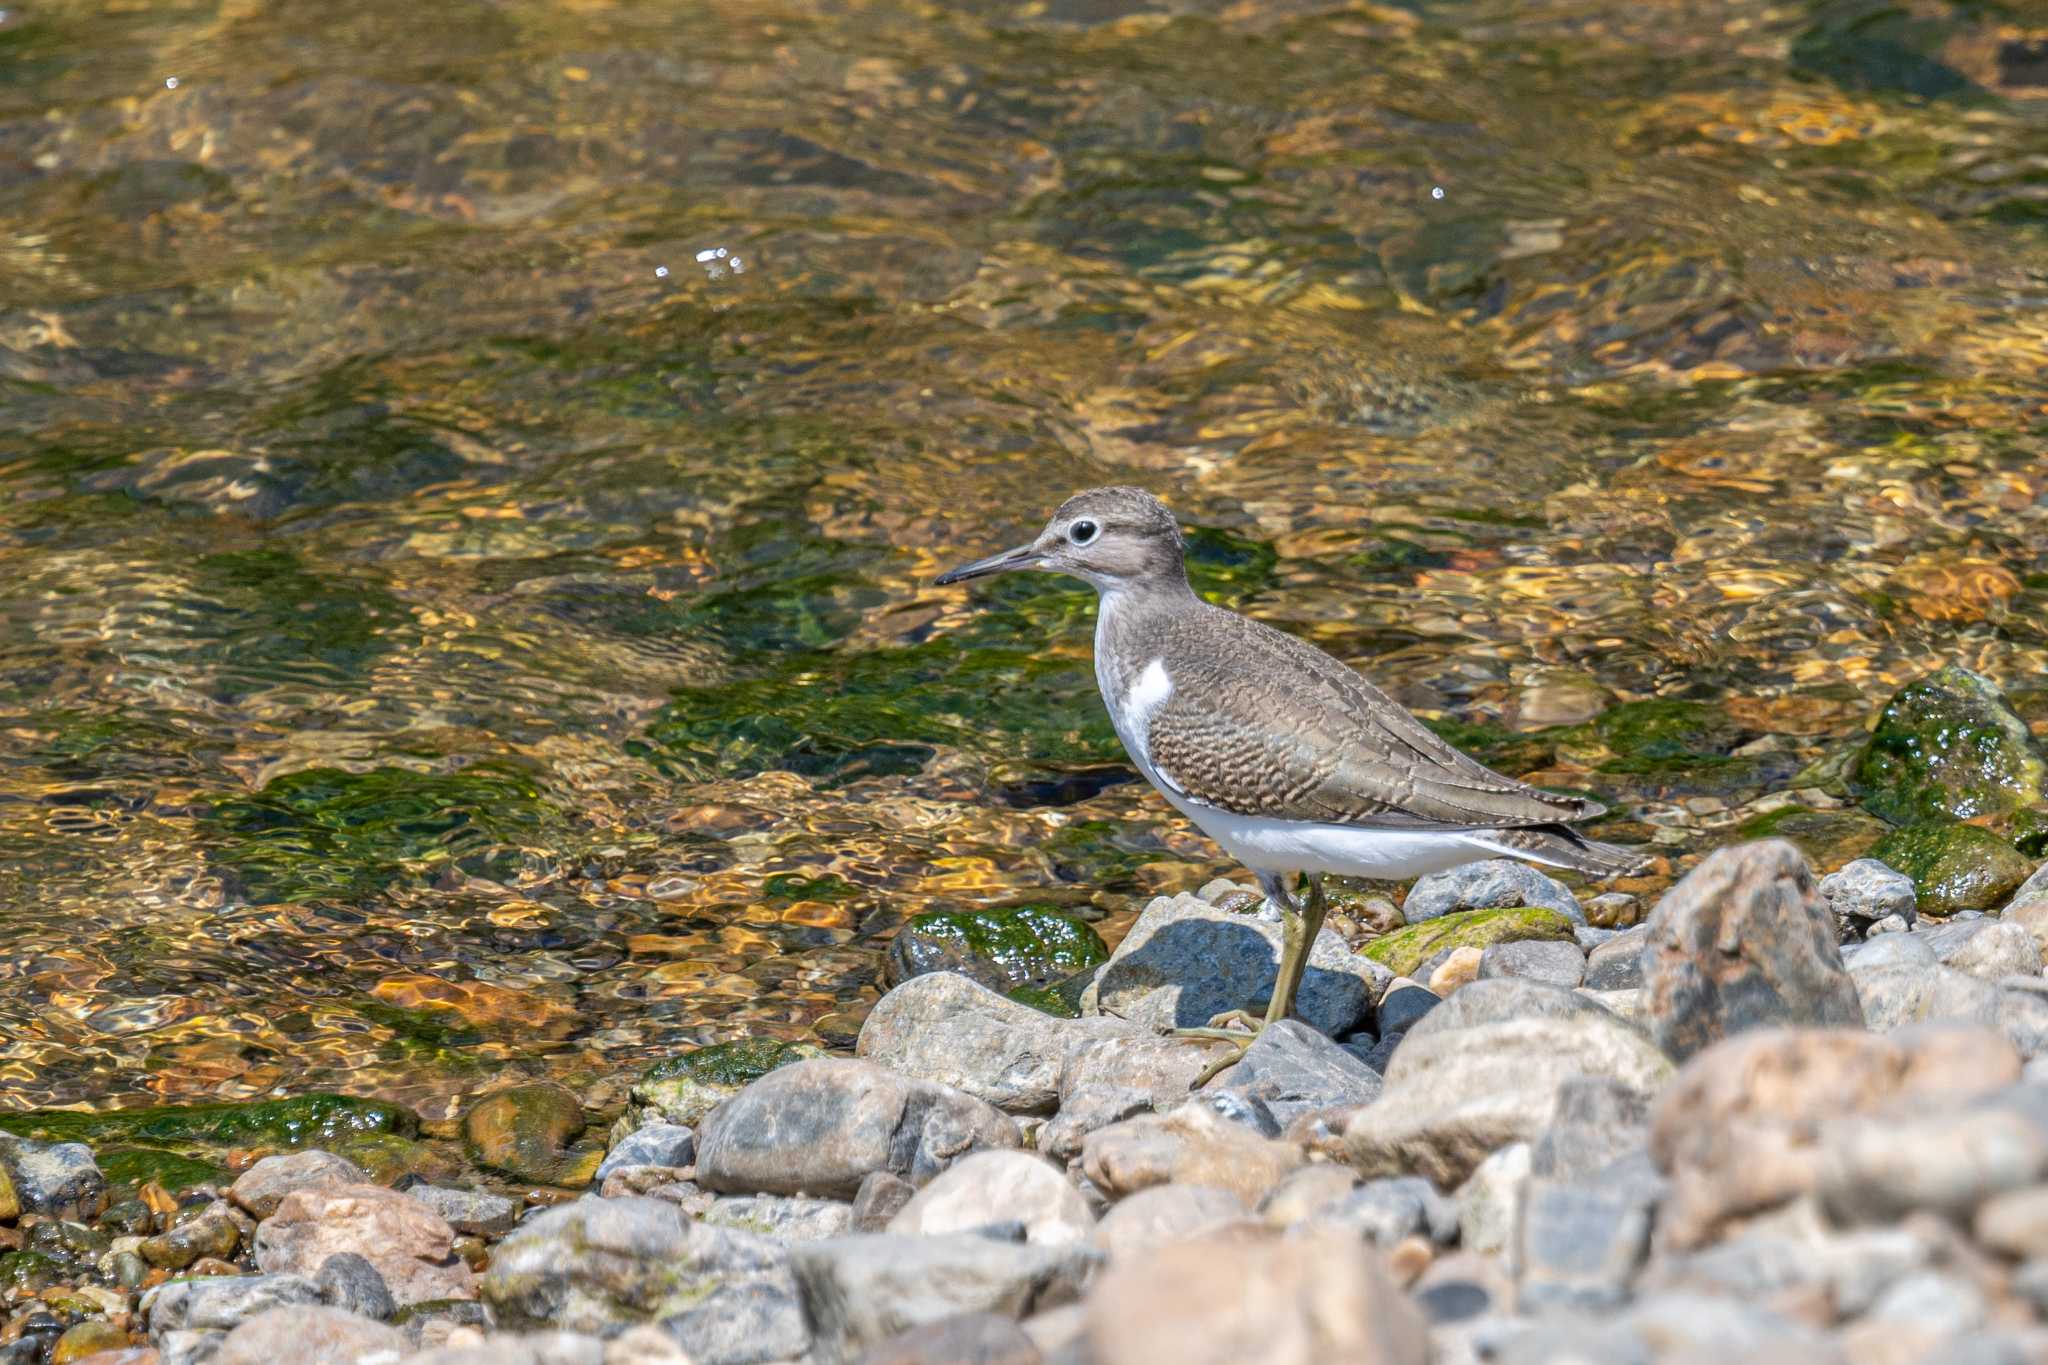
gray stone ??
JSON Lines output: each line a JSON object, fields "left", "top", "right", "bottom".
{"left": 485, "top": 1196, "right": 792, "bottom": 1336}
{"left": 848, "top": 1311, "right": 1041, "bottom": 1365}
{"left": 1207, "top": 1020, "right": 1382, "bottom": 1129}
{"left": 1257, "top": 1164, "right": 1360, "bottom": 1225}
{"left": 1478, "top": 940, "right": 1586, "bottom": 990}
{"left": 228, "top": 1150, "right": 367, "bottom": 1219}
{"left": 1091, "top": 1184, "right": 1247, "bottom": 1261}
{"left": 858, "top": 971, "right": 1142, "bottom": 1114}
{"left": 0, "top": 1133, "right": 103, "bottom": 1215}
{"left": 1401, "top": 977, "right": 1622, "bottom": 1041}
{"left": 211, "top": 1305, "right": 407, "bottom": 1365}
{"left": 1645, "top": 1223, "right": 1929, "bottom": 1317}
{"left": 1819, "top": 858, "right": 1918, "bottom": 932}
{"left": 661, "top": 1279, "right": 811, "bottom": 1365}
{"left": 1641, "top": 839, "right": 1864, "bottom": 1062}
{"left": 1404, "top": 860, "right": 1583, "bottom": 925}
{"left": 1080, "top": 1103, "right": 1303, "bottom": 1207}
{"left": 1999, "top": 979, "right": 2048, "bottom": 1058}
{"left": 695, "top": 1058, "right": 1019, "bottom": 1199}
{"left": 405, "top": 1333, "right": 612, "bottom": 1365}
{"left": 1345, "top": 1009, "right": 1673, "bottom": 1187}
{"left": 1845, "top": 931, "right": 1938, "bottom": 971}
{"left": 1306, "top": 1176, "right": 1457, "bottom": 1246}
{"left": 1374, "top": 985, "right": 1439, "bottom": 1037}
{"left": 1456, "top": 1142, "right": 1531, "bottom": 1258}
{"left": 1058, "top": 1032, "right": 1233, "bottom": 1109}
{"left": 145, "top": 1273, "right": 324, "bottom": 1336}
{"left": 314, "top": 1252, "right": 396, "bottom": 1321}
{"left": 2010, "top": 863, "right": 2048, "bottom": 915}
{"left": 1818, "top": 1106, "right": 2048, "bottom": 1223}
{"left": 405, "top": 1183, "right": 523, "bottom": 1237}
{"left": 1530, "top": 1077, "right": 1651, "bottom": 1182}
{"left": 157, "top": 1329, "right": 227, "bottom": 1365}
{"left": 790, "top": 1233, "right": 1098, "bottom": 1360}
{"left": 1867, "top": 1269, "right": 1989, "bottom": 1334}
{"left": 703, "top": 1194, "right": 854, "bottom": 1243}
{"left": 1854, "top": 961, "right": 2001, "bottom": 1031}
{"left": 253, "top": 1182, "right": 474, "bottom": 1307}
{"left": 2014, "top": 1259, "right": 2048, "bottom": 1319}
{"left": 853, "top": 1171, "right": 917, "bottom": 1233}
{"left": 1515, "top": 1178, "right": 1655, "bottom": 1314}
{"left": 1583, "top": 927, "right": 1649, "bottom": 992}
{"left": 1038, "top": 1086, "right": 1151, "bottom": 1163}
{"left": 599, "top": 1123, "right": 696, "bottom": 1182}
{"left": 888, "top": 1151, "right": 1092, "bottom": 1246}
{"left": 1918, "top": 918, "right": 2043, "bottom": 981}
{"left": 1080, "top": 891, "right": 1382, "bottom": 1037}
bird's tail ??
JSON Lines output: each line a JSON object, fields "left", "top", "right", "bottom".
{"left": 1472, "top": 823, "right": 1651, "bottom": 877}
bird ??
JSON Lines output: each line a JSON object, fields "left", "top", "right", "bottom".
{"left": 935, "top": 485, "right": 1643, "bottom": 1056}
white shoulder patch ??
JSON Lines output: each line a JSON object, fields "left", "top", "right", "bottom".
{"left": 1119, "top": 658, "right": 1187, "bottom": 797}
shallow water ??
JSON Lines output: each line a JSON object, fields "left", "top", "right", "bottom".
{"left": 3, "top": 0, "right": 2047, "bottom": 1117}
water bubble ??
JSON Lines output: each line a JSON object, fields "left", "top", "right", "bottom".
{"left": 654, "top": 265, "right": 670, "bottom": 279}
{"left": 1430, "top": 185, "right": 1445, "bottom": 200}
{"left": 729, "top": 257, "right": 746, "bottom": 274}
{"left": 165, "top": 76, "right": 181, "bottom": 90}
{"left": 694, "top": 247, "right": 728, "bottom": 263}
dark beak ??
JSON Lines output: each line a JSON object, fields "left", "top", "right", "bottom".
{"left": 934, "top": 542, "right": 1043, "bottom": 585}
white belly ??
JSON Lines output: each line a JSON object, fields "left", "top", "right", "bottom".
{"left": 1097, "top": 639, "right": 1507, "bottom": 881}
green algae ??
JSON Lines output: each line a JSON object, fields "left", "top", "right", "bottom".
{"left": 1594, "top": 699, "right": 1740, "bottom": 764}
{"left": 1854, "top": 667, "right": 2046, "bottom": 827}
{"left": 633, "top": 1038, "right": 825, "bottom": 1128}
{"left": 0, "top": 1093, "right": 418, "bottom": 1150}
{"left": 203, "top": 762, "right": 561, "bottom": 902}
{"left": 1363, "top": 907, "right": 1578, "bottom": 978}
{"left": 95, "top": 1148, "right": 229, "bottom": 1193}
{"left": 1869, "top": 822, "right": 2035, "bottom": 917}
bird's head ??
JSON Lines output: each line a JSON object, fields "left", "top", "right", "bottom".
{"left": 934, "top": 485, "right": 1188, "bottom": 595}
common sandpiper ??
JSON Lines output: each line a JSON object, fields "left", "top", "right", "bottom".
{"left": 937, "top": 486, "right": 1643, "bottom": 1055}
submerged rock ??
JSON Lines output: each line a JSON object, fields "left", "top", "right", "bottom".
{"left": 461, "top": 1083, "right": 596, "bottom": 1187}
{"left": 1082, "top": 891, "right": 1382, "bottom": 1036}
{"left": 1641, "top": 839, "right": 1863, "bottom": 1062}
{"left": 694, "top": 1058, "right": 1018, "bottom": 1198}
{"left": 1363, "top": 907, "right": 1578, "bottom": 980}
{"left": 886, "top": 904, "right": 1108, "bottom": 994}
{"left": 1854, "top": 666, "right": 2045, "bottom": 826}
{"left": 1402, "top": 859, "right": 1583, "bottom": 925}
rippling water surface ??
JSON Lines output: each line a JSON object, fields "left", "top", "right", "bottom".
{"left": 4, "top": 0, "right": 2048, "bottom": 1116}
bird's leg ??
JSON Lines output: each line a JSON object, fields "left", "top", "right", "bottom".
{"left": 1262, "top": 872, "right": 1326, "bottom": 1028}
{"left": 1169, "top": 870, "right": 1302, "bottom": 1086}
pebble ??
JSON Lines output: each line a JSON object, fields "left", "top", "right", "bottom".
{"left": 1206, "top": 1019, "right": 1383, "bottom": 1129}
{"left": 1583, "top": 926, "right": 1649, "bottom": 991}
{"left": 1819, "top": 859, "right": 1918, "bottom": 934}
{"left": 253, "top": 1182, "right": 476, "bottom": 1306}
{"left": 1477, "top": 939, "right": 1586, "bottom": 989}
{"left": 404, "top": 1182, "right": 523, "bottom": 1237}
{"left": 227, "top": 1150, "right": 367, "bottom": 1219}
{"left": 1080, "top": 1102, "right": 1304, "bottom": 1206}
{"left": 1090, "top": 1183, "right": 1247, "bottom": 1261}
{"left": 0, "top": 1134, "right": 104, "bottom": 1215}
{"left": 703, "top": 1193, "right": 854, "bottom": 1243}
{"left": 211, "top": 1304, "right": 407, "bottom": 1365}
{"left": 887, "top": 1150, "right": 1093, "bottom": 1245}
{"left": 1917, "top": 918, "right": 2043, "bottom": 982}
{"left": 596, "top": 1122, "right": 696, "bottom": 1181}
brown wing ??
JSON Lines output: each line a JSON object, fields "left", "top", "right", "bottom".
{"left": 1141, "top": 606, "right": 1602, "bottom": 829}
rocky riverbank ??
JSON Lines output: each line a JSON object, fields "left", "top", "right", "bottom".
{"left": 4, "top": 664, "right": 2048, "bottom": 1363}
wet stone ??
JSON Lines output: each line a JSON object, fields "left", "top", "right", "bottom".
{"left": 885, "top": 905, "right": 1107, "bottom": 995}
{"left": 1870, "top": 822, "right": 2034, "bottom": 917}
{"left": 1642, "top": 839, "right": 1863, "bottom": 1062}
{"left": 139, "top": 1212, "right": 239, "bottom": 1269}
{"left": 1376, "top": 985, "right": 1440, "bottom": 1037}
{"left": 632, "top": 1039, "right": 827, "bottom": 1129}
{"left": 1402, "top": 860, "right": 1584, "bottom": 925}
{"left": 0, "top": 1135, "right": 104, "bottom": 1216}
{"left": 1854, "top": 666, "right": 2046, "bottom": 827}
{"left": 461, "top": 1083, "right": 595, "bottom": 1187}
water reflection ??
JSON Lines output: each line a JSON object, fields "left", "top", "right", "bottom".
{"left": 0, "top": 0, "right": 2044, "bottom": 1115}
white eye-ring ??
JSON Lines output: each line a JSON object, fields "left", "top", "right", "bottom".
{"left": 1068, "top": 519, "right": 1099, "bottom": 546}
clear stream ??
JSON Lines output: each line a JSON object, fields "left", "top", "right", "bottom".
{"left": 3, "top": 0, "right": 2047, "bottom": 1118}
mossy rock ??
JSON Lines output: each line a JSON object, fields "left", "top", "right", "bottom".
{"left": 1362, "top": 907, "right": 1578, "bottom": 978}
{"left": 0, "top": 1163, "right": 16, "bottom": 1221}
{"left": 885, "top": 905, "right": 1108, "bottom": 993}
{"left": 1854, "top": 666, "right": 2046, "bottom": 826}
{"left": 1595, "top": 699, "right": 1741, "bottom": 762}
{"left": 460, "top": 1083, "right": 595, "bottom": 1187}
{"left": 1869, "top": 822, "right": 2035, "bottom": 916}
{"left": 332, "top": 1131, "right": 461, "bottom": 1186}
{"left": 95, "top": 1148, "right": 228, "bottom": 1193}
{"left": 633, "top": 1038, "right": 825, "bottom": 1127}
{"left": 0, "top": 1094, "right": 418, "bottom": 1150}
{"left": 1005, "top": 978, "right": 1084, "bottom": 1018}
{"left": 0, "top": 1251, "right": 64, "bottom": 1294}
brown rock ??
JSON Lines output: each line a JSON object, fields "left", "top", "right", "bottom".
{"left": 1426, "top": 947, "right": 1484, "bottom": 996}
{"left": 1091, "top": 1186, "right": 1248, "bottom": 1261}
{"left": 212, "top": 1305, "right": 407, "bottom": 1365}
{"left": 461, "top": 1083, "right": 595, "bottom": 1187}
{"left": 253, "top": 1182, "right": 476, "bottom": 1305}
{"left": 1652, "top": 1027, "right": 2020, "bottom": 1249}
{"left": 1976, "top": 1186, "right": 2048, "bottom": 1260}
{"left": 1082, "top": 1224, "right": 1427, "bottom": 1365}
{"left": 1642, "top": 840, "right": 1864, "bottom": 1063}
{"left": 228, "top": 1150, "right": 368, "bottom": 1219}
{"left": 1080, "top": 1104, "right": 1303, "bottom": 1206}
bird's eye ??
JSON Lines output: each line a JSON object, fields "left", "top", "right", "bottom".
{"left": 1069, "top": 520, "right": 1099, "bottom": 546}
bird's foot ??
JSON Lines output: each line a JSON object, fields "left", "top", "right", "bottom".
{"left": 1169, "top": 1010, "right": 1265, "bottom": 1087}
